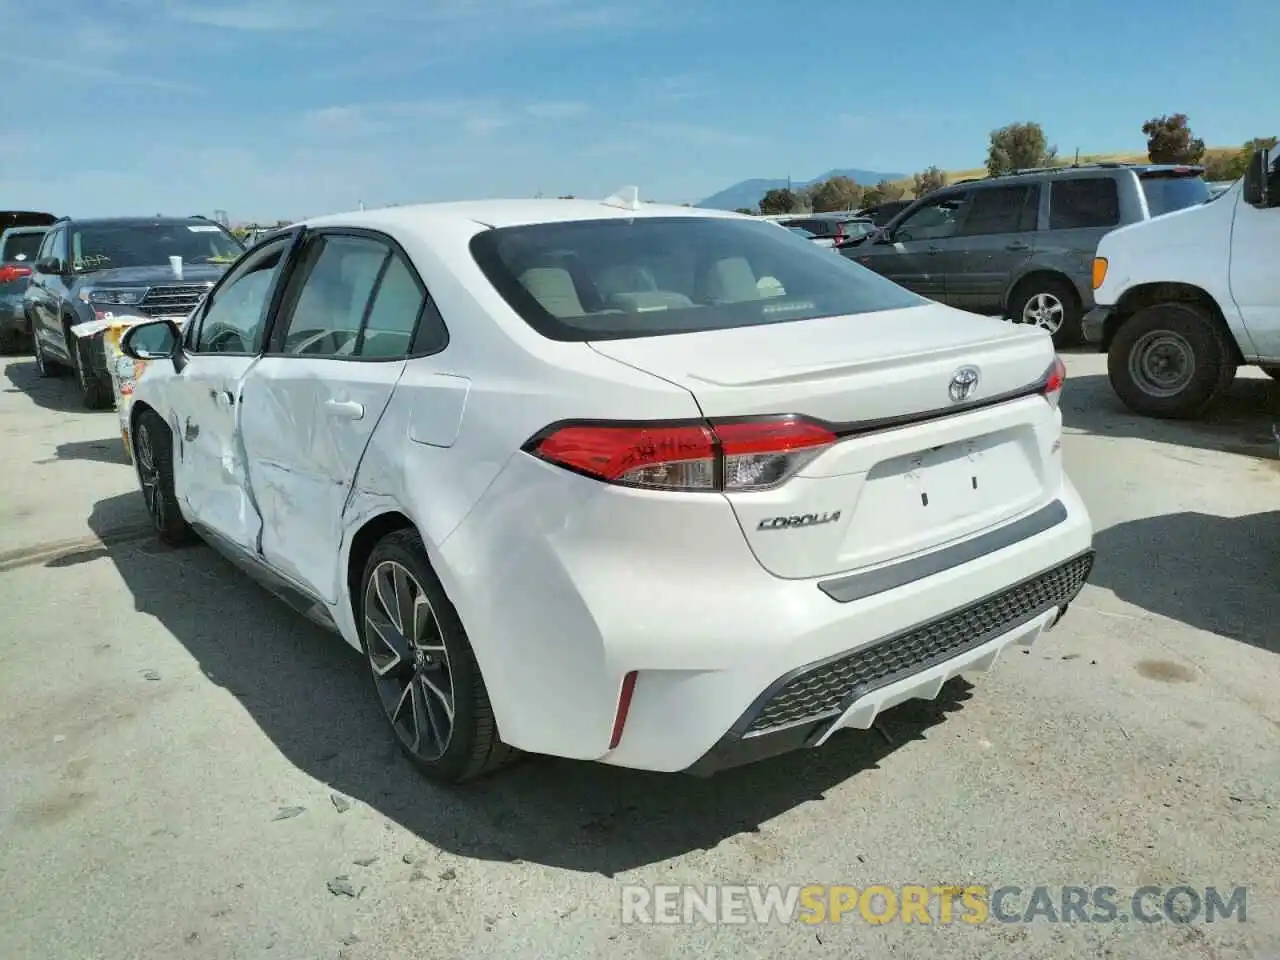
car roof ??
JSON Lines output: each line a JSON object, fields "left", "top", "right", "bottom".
{"left": 303, "top": 198, "right": 743, "bottom": 233}
{"left": 55, "top": 216, "right": 224, "bottom": 228}
{"left": 947, "top": 162, "right": 1204, "bottom": 193}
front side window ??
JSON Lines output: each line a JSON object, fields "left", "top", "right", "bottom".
{"left": 470, "top": 216, "right": 923, "bottom": 342}
{"left": 195, "top": 237, "right": 290, "bottom": 354}
{"left": 1048, "top": 178, "right": 1120, "bottom": 230}
{"left": 893, "top": 194, "right": 970, "bottom": 242}
{"left": 70, "top": 222, "right": 243, "bottom": 274}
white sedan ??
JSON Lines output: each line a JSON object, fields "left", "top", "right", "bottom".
{"left": 119, "top": 191, "right": 1095, "bottom": 781}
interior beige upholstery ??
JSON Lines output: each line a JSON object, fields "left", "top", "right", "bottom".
{"left": 702, "top": 257, "right": 760, "bottom": 303}
{"left": 519, "top": 267, "right": 585, "bottom": 318}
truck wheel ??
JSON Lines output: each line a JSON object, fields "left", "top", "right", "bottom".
{"left": 1107, "top": 302, "right": 1236, "bottom": 419}
{"left": 1009, "top": 276, "right": 1082, "bottom": 347}
{"left": 73, "top": 336, "right": 113, "bottom": 410}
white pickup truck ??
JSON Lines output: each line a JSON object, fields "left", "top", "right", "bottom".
{"left": 1084, "top": 145, "right": 1280, "bottom": 419}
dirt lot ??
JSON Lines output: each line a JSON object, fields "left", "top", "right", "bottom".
{"left": 1, "top": 351, "right": 1277, "bottom": 960}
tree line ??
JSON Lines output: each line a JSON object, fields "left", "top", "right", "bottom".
{"left": 740, "top": 115, "right": 1277, "bottom": 216}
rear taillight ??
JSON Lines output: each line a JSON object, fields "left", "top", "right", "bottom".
{"left": 0, "top": 265, "right": 32, "bottom": 284}
{"left": 1041, "top": 355, "right": 1066, "bottom": 408}
{"left": 526, "top": 416, "right": 838, "bottom": 492}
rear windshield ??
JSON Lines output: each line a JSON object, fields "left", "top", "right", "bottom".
{"left": 0, "top": 230, "right": 45, "bottom": 262}
{"left": 1140, "top": 173, "right": 1209, "bottom": 217}
{"left": 469, "top": 216, "right": 923, "bottom": 341}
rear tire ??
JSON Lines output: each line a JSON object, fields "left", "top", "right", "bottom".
{"left": 1107, "top": 302, "right": 1236, "bottom": 419}
{"left": 0, "top": 327, "right": 23, "bottom": 355}
{"left": 133, "top": 409, "right": 197, "bottom": 547}
{"left": 359, "top": 529, "right": 517, "bottom": 783}
{"left": 1009, "top": 276, "right": 1083, "bottom": 347}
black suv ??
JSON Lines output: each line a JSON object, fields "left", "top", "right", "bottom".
{"left": 845, "top": 163, "right": 1209, "bottom": 345}
{"left": 23, "top": 216, "right": 244, "bottom": 408}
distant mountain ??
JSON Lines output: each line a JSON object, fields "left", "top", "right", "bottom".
{"left": 697, "top": 167, "right": 908, "bottom": 211}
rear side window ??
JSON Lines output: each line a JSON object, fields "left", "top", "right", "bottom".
{"left": 470, "top": 216, "right": 923, "bottom": 342}
{"left": 1049, "top": 178, "right": 1120, "bottom": 230}
{"left": 957, "top": 185, "right": 1039, "bottom": 236}
{"left": 1, "top": 231, "right": 45, "bottom": 262}
{"left": 1139, "top": 174, "right": 1209, "bottom": 217}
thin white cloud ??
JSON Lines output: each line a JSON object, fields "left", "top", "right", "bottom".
{"left": 160, "top": 0, "right": 331, "bottom": 30}
{"left": 525, "top": 101, "right": 591, "bottom": 121}
{"left": 0, "top": 53, "right": 200, "bottom": 93}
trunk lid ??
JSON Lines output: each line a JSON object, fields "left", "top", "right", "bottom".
{"left": 588, "top": 304, "right": 1064, "bottom": 580}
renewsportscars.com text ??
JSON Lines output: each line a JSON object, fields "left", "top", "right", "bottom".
{"left": 620, "top": 884, "right": 1248, "bottom": 926}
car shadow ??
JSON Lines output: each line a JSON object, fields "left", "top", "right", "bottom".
{"left": 50, "top": 437, "right": 131, "bottom": 465}
{"left": 1090, "top": 509, "right": 1279, "bottom": 654}
{"left": 85, "top": 493, "right": 973, "bottom": 876}
{"left": 1, "top": 357, "right": 87, "bottom": 414}
{"left": 1061, "top": 371, "right": 1278, "bottom": 460}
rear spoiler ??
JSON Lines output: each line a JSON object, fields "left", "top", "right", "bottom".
{"left": 0, "top": 211, "right": 58, "bottom": 231}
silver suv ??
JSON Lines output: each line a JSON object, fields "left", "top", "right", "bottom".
{"left": 844, "top": 163, "right": 1209, "bottom": 345}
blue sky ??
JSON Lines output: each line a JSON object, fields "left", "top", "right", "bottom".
{"left": 2, "top": 0, "right": 1275, "bottom": 222}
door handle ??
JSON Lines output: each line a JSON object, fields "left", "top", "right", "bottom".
{"left": 209, "top": 388, "right": 235, "bottom": 406}
{"left": 925, "top": 246, "right": 942, "bottom": 255}
{"left": 1005, "top": 242, "right": 1031, "bottom": 251}
{"left": 323, "top": 399, "right": 365, "bottom": 421}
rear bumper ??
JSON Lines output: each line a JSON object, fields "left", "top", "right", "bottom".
{"left": 685, "top": 551, "right": 1091, "bottom": 775}
{"left": 1082, "top": 306, "right": 1111, "bottom": 346}
{"left": 440, "top": 450, "right": 1095, "bottom": 774}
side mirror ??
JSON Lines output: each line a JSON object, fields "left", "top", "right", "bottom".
{"left": 121, "top": 319, "right": 181, "bottom": 362}
{"left": 1242, "top": 147, "right": 1271, "bottom": 208}
{"left": 34, "top": 258, "right": 59, "bottom": 275}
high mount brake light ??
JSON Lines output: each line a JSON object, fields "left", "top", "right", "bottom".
{"left": 1041, "top": 355, "right": 1066, "bottom": 408}
{"left": 527, "top": 417, "right": 838, "bottom": 492}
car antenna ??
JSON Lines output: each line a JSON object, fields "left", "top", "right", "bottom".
{"left": 601, "top": 186, "right": 641, "bottom": 211}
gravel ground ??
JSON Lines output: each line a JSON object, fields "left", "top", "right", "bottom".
{"left": 1, "top": 350, "right": 1277, "bottom": 960}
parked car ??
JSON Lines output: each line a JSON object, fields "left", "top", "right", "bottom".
{"left": 0, "top": 211, "right": 57, "bottom": 353}
{"left": 857, "top": 200, "right": 912, "bottom": 226}
{"left": 22, "top": 215, "right": 244, "bottom": 408}
{"left": 1085, "top": 147, "right": 1280, "bottom": 418}
{"left": 783, "top": 225, "right": 837, "bottom": 248}
{"left": 774, "top": 213, "right": 875, "bottom": 247}
{"left": 845, "top": 163, "right": 1211, "bottom": 346}
{"left": 116, "top": 196, "right": 1094, "bottom": 782}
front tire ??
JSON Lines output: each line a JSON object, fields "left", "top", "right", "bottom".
{"left": 1107, "top": 302, "right": 1236, "bottom": 419}
{"left": 1009, "top": 276, "right": 1083, "bottom": 347}
{"left": 72, "top": 335, "right": 113, "bottom": 410}
{"left": 32, "top": 330, "right": 64, "bottom": 377}
{"left": 133, "top": 409, "right": 197, "bottom": 546}
{"left": 359, "top": 529, "right": 516, "bottom": 783}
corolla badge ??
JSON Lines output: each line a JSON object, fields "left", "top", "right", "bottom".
{"left": 948, "top": 365, "right": 981, "bottom": 403}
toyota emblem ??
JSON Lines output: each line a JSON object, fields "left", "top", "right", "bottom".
{"left": 949, "top": 366, "right": 980, "bottom": 403}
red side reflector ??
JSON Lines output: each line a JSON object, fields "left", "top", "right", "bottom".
{"left": 609, "top": 671, "right": 638, "bottom": 749}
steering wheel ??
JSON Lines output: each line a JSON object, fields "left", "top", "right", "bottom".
{"left": 206, "top": 326, "right": 248, "bottom": 353}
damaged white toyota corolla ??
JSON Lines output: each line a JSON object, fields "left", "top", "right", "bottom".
{"left": 119, "top": 191, "right": 1094, "bottom": 781}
